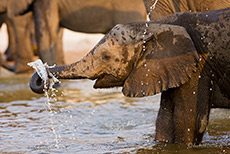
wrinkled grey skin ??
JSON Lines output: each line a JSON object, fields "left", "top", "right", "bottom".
{"left": 143, "top": 0, "right": 230, "bottom": 144}
{"left": 0, "top": 0, "right": 146, "bottom": 73}
{"left": 30, "top": 9, "right": 230, "bottom": 144}
{"left": 144, "top": 0, "right": 230, "bottom": 20}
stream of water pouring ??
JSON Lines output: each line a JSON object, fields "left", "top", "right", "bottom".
{"left": 28, "top": 59, "right": 60, "bottom": 148}
{"left": 141, "top": 0, "right": 159, "bottom": 96}
{"left": 146, "top": 0, "right": 159, "bottom": 22}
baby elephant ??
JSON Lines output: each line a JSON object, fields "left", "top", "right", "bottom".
{"left": 30, "top": 8, "right": 230, "bottom": 145}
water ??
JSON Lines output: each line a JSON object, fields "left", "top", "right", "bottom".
{"left": 0, "top": 1, "right": 229, "bottom": 152}
{"left": 0, "top": 74, "right": 230, "bottom": 153}
{"left": 28, "top": 59, "right": 60, "bottom": 147}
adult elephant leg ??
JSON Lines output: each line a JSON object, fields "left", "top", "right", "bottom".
{"left": 5, "top": 16, "right": 16, "bottom": 61}
{"left": 11, "top": 12, "right": 34, "bottom": 73}
{"left": 33, "top": 0, "right": 65, "bottom": 66}
{"left": 155, "top": 91, "right": 174, "bottom": 143}
{"left": 55, "top": 28, "right": 64, "bottom": 64}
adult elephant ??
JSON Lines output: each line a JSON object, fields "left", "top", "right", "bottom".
{"left": 0, "top": 0, "right": 146, "bottom": 73}
{"left": 32, "top": 0, "right": 146, "bottom": 68}
{"left": 30, "top": 8, "right": 230, "bottom": 144}
{"left": 0, "top": 0, "right": 35, "bottom": 73}
{"left": 0, "top": 12, "right": 34, "bottom": 62}
{"left": 143, "top": 0, "right": 230, "bottom": 20}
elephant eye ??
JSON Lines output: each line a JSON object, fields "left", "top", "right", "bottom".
{"left": 102, "top": 52, "right": 111, "bottom": 61}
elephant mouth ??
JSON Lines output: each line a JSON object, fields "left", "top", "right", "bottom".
{"left": 93, "top": 74, "right": 124, "bottom": 88}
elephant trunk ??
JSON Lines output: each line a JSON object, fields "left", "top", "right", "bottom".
{"left": 30, "top": 52, "right": 96, "bottom": 94}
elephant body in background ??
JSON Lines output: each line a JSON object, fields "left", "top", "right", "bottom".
{"left": 30, "top": 8, "right": 230, "bottom": 144}
{"left": 0, "top": 0, "right": 36, "bottom": 73}
{"left": 144, "top": 0, "right": 230, "bottom": 20}
{"left": 33, "top": 0, "right": 146, "bottom": 67}
{"left": 0, "top": 0, "right": 146, "bottom": 73}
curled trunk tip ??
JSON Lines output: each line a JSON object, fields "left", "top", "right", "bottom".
{"left": 30, "top": 72, "right": 45, "bottom": 94}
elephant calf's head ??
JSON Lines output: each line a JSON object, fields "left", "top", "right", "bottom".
{"left": 30, "top": 23, "right": 200, "bottom": 96}
{"left": 89, "top": 24, "right": 146, "bottom": 88}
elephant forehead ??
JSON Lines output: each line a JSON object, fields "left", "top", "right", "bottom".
{"left": 109, "top": 23, "right": 191, "bottom": 46}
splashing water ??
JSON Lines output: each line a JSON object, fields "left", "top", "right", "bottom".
{"left": 28, "top": 59, "right": 61, "bottom": 148}
{"left": 28, "top": 59, "right": 59, "bottom": 90}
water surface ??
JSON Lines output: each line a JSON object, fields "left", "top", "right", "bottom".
{"left": 0, "top": 74, "right": 229, "bottom": 153}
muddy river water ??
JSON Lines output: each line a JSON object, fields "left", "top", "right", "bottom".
{"left": 0, "top": 74, "right": 229, "bottom": 153}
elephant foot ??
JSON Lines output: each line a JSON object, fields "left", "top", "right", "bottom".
{"left": 1, "top": 61, "right": 33, "bottom": 73}
{"left": 4, "top": 49, "right": 15, "bottom": 61}
{"left": 15, "top": 64, "right": 33, "bottom": 73}
{"left": 0, "top": 54, "right": 14, "bottom": 72}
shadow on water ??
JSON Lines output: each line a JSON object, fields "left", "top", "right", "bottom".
{"left": 0, "top": 74, "right": 229, "bottom": 153}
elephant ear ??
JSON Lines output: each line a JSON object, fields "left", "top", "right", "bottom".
{"left": 122, "top": 25, "right": 199, "bottom": 97}
{"left": 7, "top": 0, "right": 33, "bottom": 17}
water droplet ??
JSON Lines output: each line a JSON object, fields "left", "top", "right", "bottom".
{"left": 190, "top": 109, "right": 193, "bottom": 112}
{"left": 212, "top": 74, "right": 214, "bottom": 77}
{"left": 193, "top": 91, "right": 196, "bottom": 95}
{"left": 144, "top": 64, "right": 147, "bottom": 67}
{"left": 158, "top": 81, "right": 161, "bottom": 84}
{"left": 206, "top": 14, "right": 208, "bottom": 17}
{"left": 147, "top": 69, "right": 150, "bottom": 72}
{"left": 199, "top": 75, "right": 202, "bottom": 78}
{"left": 146, "top": 74, "right": 149, "bottom": 77}
{"left": 210, "top": 88, "right": 212, "bottom": 91}
{"left": 210, "top": 56, "right": 212, "bottom": 59}
{"left": 188, "top": 128, "right": 190, "bottom": 132}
